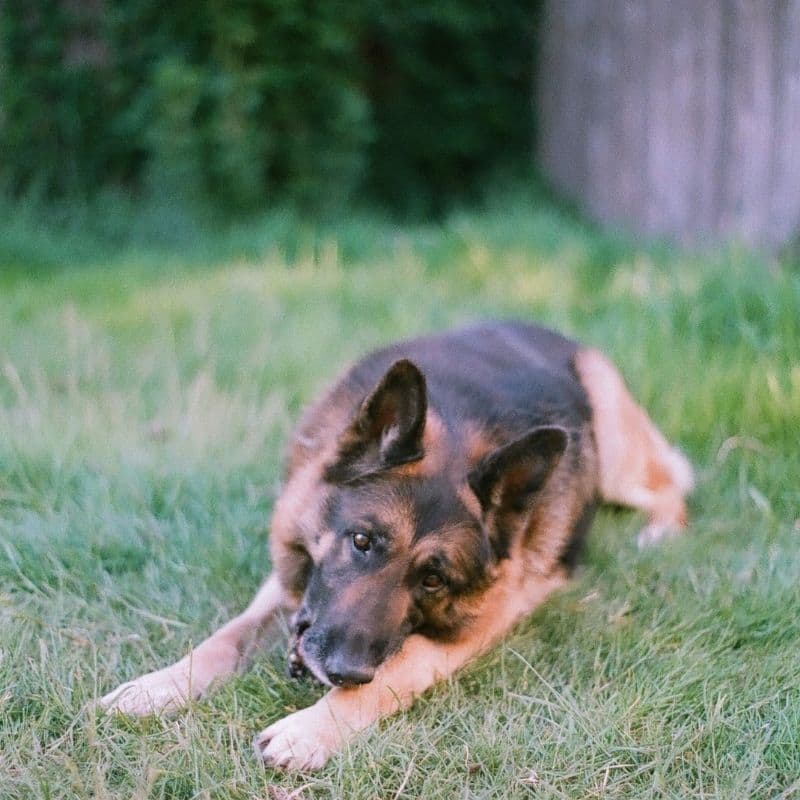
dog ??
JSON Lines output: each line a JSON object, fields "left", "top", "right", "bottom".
{"left": 101, "top": 321, "right": 693, "bottom": 770}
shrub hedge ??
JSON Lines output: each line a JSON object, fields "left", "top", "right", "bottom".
{"left": 0, "top": 1, "right": 534, "bottom": 214}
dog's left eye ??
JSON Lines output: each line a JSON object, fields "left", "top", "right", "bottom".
{"left": 351, "top": 531, "right": 372, "bottom": 552}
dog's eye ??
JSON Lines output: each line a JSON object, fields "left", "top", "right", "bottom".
{"left": 421, "top": 572, "right": 445, "bottom": 592}
{"left": 351, "top": 531, "right": 372, "bottom": 552}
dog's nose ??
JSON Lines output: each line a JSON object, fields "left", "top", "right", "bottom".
{"left": 325, "top": 663, "right": 375, "bottom": 687}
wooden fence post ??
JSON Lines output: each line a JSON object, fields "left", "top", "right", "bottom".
{"left": 536, "top": 0, "right": 800, "bottom": 250}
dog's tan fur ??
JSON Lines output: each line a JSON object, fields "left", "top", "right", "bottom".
{"left": 101, "top": 324, "right": 693, "bottom": 770}
{"left": 573, "top": 348, "right": 693, "bottom": 547}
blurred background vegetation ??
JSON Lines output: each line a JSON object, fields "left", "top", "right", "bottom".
{"left": 0, "top": 0, "right": 534, "bottom": 219}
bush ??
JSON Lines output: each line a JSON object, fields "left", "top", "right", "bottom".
{"left": 0, "top": 0, "right": 534, "bottom": 214}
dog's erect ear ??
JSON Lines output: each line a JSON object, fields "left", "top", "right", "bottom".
{"left": 324, "top": 359, "right": 427, "bottom": 483}
{"left": 468, "top": 426, "right": 568, "bottom": 555}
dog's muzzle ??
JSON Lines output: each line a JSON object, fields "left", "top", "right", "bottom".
{"left": 287, "top": 618, "right": 378, "bottom": 687}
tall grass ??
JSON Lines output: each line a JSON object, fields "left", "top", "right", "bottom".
{"left": 1, "top": 194, "right": 798, "bottom": 798}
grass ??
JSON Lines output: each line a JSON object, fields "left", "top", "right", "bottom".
{"left": 0, "top": 191, "right": 799, "bottom": 799}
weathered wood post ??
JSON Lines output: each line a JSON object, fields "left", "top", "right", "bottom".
{"left": 536, "top": 1, "right": 800, "bottom": 250}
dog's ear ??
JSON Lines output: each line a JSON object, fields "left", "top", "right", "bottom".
{"left": 468, "top": 426, "right": 568, "bottom": 557}
{"left": 324, "top": 359, "right": 427, "bottom": 483}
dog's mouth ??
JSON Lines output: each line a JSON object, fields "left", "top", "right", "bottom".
{"left": 287, "top": 620, "right": 311, "bottom": 680}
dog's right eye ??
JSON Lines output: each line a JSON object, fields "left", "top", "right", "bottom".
{"left": 351, "top": 531, "right": 372, "bottom": 552}
{"left": 421, "top": 572, "right": 445, "bottom": 592}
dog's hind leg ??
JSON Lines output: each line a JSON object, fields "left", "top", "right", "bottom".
{"left": 574, "top": 348, "right": 694, "bottom": 547}
{"left": 101, "top": 572, "right": 293, "bottom": 714}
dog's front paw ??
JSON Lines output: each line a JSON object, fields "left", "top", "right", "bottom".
{"left": 100, "top": 663, "right": 196, "bottom": 715}
{"left": 254, "top": 703, "right": 344, "bottom": 771}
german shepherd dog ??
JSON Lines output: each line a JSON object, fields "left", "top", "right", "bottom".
{"left": 101, "top": 321, "right": 693, "bottom": 770}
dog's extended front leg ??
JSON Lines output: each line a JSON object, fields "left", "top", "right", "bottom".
{"left": 254, "top": 571, "right": 566, "bottom": 771}
{"left": 101, "top": 573, "right": 292, "bottom": 714}
{"left": 253, "top": 632, "right": 479, "bottom": 770}
{"left": 259, "top": 595, "right": 530, "bottom": 772}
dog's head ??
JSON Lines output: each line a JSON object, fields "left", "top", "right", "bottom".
{"left": 277, "top": 359, "right": 567, "bottom": 688}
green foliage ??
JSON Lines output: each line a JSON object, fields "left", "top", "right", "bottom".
{"left": 360, "top": 2, "right": 534, "bottom": 214}
{"left": 0, "top": 0, "right": 534, "bottom": 213}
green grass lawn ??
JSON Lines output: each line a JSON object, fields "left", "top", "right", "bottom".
{"left": 1, "top": 195, "right": 799, "bottom": 799}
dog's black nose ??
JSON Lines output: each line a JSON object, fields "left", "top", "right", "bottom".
{"left": 326, "top": 666, "right": 374, "bottom": 687}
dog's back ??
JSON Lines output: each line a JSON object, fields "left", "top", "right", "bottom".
{"left": 351, "top": 321, "right": 589, "bottom": 430}
{"left": 291, "top": 321, "right": 592, "bottom": 473}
